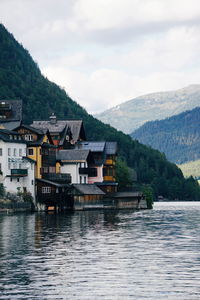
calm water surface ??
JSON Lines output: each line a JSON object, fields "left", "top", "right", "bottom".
{"left": 0, "top": 202, "right": 200, "bottom": 299}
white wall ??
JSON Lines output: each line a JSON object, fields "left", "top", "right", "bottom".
{"left": 0, "top": 140, "right": 35, "bottom": 201}
{"left": 60, "top": 162, "right": 88, "bottom": 184}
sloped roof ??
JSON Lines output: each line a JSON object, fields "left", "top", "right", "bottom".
{"left": 37, "top": 178, "right": 70, "bottom": 188}
{"left": 57, "top": 149, "right": 90, "bottom": 162}
{"left": 0, "top": 121, "right": 21, "bottom": 130}
{"left": 0, "top": 100, "right": 22, "bottom": 121}
{"left": 0, "top": 129, "right": 26, "bottom": 144}
{"left": 77, "top": 141, "right": 106, "bottom": 152}
{"left": 73, "top": 184, "right": 105, "bottom": 195}
{"left": 15, "top": 124, "right": 46, "bottom": 135}
{"left": 31, "top": 119, "right": 84, "bottom": 143}
{"left": 105, "top": 142, "right": 117, "bottom": 155}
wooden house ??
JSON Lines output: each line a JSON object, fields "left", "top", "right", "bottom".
{"left": 36, "top": 175, "right": 72, "bottom": 211}
{"left": 71, "top": 184, "right": 105, "bottom": 210}
{"left": 0, "top": 99, "right": 22, "bottom": 130}
{"left": 31, "top": 114, "right": 86, "bottom": 149}
{"left": 76, "top": 141, "right": 118, "bottom": 194}
{"left": 14, "top": 124, "right": 56, "bottom": 179}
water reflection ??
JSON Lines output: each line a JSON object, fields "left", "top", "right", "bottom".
{"left": 0, "top": 203, "right": 200, "bottom": 299}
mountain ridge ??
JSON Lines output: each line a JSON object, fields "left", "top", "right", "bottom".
{"left": 95, "top": 84, "right": 200, "bottom": 133}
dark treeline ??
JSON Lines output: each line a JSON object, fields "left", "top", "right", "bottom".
{"left": 0, "top": 23, "right": 200, "bottom": 200}
{"left": 131, "top": 107, "right": 200, "bottom": 164}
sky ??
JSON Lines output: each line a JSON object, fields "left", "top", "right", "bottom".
{"left": 1, "top": 0, "right": 200, "bottom": 114}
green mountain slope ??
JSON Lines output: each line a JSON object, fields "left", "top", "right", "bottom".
{"left": 177, "top": 160, "right": 200, "bottom": 179}
{"left": 131, "top": 107, "right": 200, "bottom": 164}
{"left": 95, "top": 85, "right": 200, "bottom": 134}
{"left": 0, "top": 23, "right": 200, "bottom": 200}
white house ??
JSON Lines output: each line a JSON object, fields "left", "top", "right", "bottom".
{"left": 0, "top": 129, "right": 36, "bottom": 201}
{"left": 57, "top": 149, "right": 96, "bottom": 184}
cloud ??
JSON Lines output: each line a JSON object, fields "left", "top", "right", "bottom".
{"left": 1, "top": 0, "right": 200, "bottom": 114}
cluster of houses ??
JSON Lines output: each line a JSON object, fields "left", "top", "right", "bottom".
{"left": 0, "top": 100, "right": 146, "bottom": 211}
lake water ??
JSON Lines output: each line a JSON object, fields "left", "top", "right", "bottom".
{"left": 0, "top": 202, "right": 200, "bottom": 299}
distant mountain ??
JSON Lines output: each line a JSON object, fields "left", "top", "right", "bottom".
{"left": 95, "top": 85, "right": 200, "bottom": 133}
{"left": 0, "top": 23, "right": 200, "bottom": 200}
{"left": 131, "top": 107, "right": 200, "bottom": 164}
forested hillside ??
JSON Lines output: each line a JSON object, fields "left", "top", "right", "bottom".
{"left": 131, "top": 107, "right": 200, "bottom": 164}
{"left": 0, "top": 23, "right": 200, "bottom": 200}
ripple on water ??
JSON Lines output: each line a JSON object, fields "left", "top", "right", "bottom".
{"left": 0, "top": 202, "right": 200, "bottom": 299}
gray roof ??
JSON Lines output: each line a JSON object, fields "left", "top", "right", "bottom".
{"left": 37, "top": 178, "right": 70, "bottom": 188}
{"left": 57, "top": 149, "right": 90, "bottom": 162}
{"left": 0, "top": 129, "right": 26, "bottom": 144}
{"left": 0, "top": 100, "right": 22, "bottom": 122}
{"left": 22, "top": 156, "right": 36, "bottom": 164}
{"left": 73, "top": 184, "right": 105, "bottom": 195}
{"left": 0, "top": 121, "right": 21, "bottom": 130}
{"left": 105, "top": 142, "right": 117, "bottom": 155}
{"left": 16, "top": 124, "right": 47, "bottom": 135}
{"left": 31, "top": 119, "right": 84, "bottom": 142}
{"left": 76, "top": 141, "right": 106, "bottom": 152}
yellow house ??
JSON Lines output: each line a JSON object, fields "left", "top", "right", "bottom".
{"left": 14, "top": 125, "right": 56, "bottom": 179}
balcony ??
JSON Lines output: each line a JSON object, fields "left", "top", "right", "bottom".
{"left": 79, "top": 167, "right": 97, "bottom": 177}
{"left": 43, "top": 173, "right": 71, "bottom": 184}
{"left": 0, "top": 103, "right": 11, "bottom": 110}
{"left": 105, "top": 159, "right": 115, "bottom": 165}
{"left": 11, "top": 169, "right": 28, "bottom": 177}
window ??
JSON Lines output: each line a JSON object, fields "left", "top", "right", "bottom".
{"left": 28, "top": 148, "right": 34, "bottom": 155}
{"left": 24, "top": 134, "right": 33, "bottom": 141}
{"left": 17, "top": 178, "right": 20, "bottom": 182}
{"left": 13, "top": 148, "right": 17, "bottom": 156}
{"left": 42, "top": 187, "right": 51, "bottom": 193}
{"left": 42, "top": 167, "right": 48, "bottom": 174}
{"left": 31, "top": 180, "right": 34, "bottom": 185}
{"left": 49, "top": 166, "right": 56, "bottom": 173}
{"left": 10, "top": 178, "right": 12, "bottom": 182}
{"left": 0, "top": 148, "right": 2, "bottom": 156}
{"left": 8, "top": 148, "right": 11, "bottom": 156}
{"left": 80, "top": 176, "right": 82, "bottom": 184}
{"left": 84, "top": 176, "right": 87, "bottom": 184}
{"left": 19, "top": 149, "right": 22, "bottom": 157}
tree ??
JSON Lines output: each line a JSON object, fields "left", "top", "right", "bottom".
{"left": 116, "top": 158, "right": 134, "bottom": 190}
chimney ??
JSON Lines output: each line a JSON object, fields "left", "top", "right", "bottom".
{"left": 49, "top": 113, "right": 57, "bottom": 125}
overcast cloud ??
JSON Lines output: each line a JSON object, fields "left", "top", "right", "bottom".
{"left": 1, "top": 0, "right": 200, "bottom": 113}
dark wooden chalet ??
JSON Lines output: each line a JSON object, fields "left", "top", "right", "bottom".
{"left": 71, "top": 184, "right": 105, "bottom": 210}
{"left": 31, "top": 113, "right": 86, "bottom": 148}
